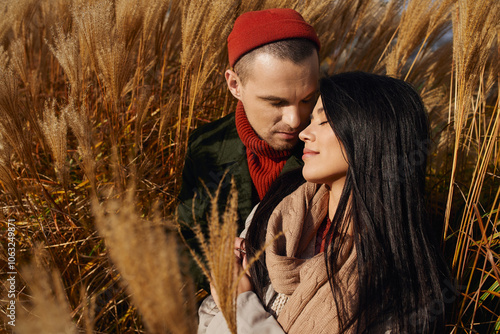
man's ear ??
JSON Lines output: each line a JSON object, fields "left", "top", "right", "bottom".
{"left": 225, "top": 69, "right": 242, "bottom": 100}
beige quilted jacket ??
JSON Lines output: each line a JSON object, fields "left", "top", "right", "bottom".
{"left": 198, "top": 182, "right": 359, "bottom": 334}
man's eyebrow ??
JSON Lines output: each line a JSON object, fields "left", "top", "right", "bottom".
{"left": 258, "top": 90, "right": 318, "bottom": 102}
{"left": 258, "top": 95, "right": 287, "bottom": 102}
{"left": 304, "top": 90, "right": 319, "bottom": 99}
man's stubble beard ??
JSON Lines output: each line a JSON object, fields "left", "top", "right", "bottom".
{"left": 268, "top": 137, "right": 299, "bottom": 151}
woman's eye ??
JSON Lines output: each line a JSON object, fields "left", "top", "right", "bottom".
{"left": 319, "top": 121, "right": 328, "bottom": 125}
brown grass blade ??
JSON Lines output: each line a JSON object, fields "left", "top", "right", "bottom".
{"left": 92, "top": 185, "right": 196, "bottom": 334}
{"left": 443, "top": 0, "right": 500, "bottom": 239}
{"left": 40, "top": 99, "right": 69, "bottom": 188}
{"left": 16, "top": 245, "right": 78, "bottom": 334}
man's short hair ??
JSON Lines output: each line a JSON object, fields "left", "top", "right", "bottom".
{"left": 234, "top": 38, "right": 319, "bottom": 84}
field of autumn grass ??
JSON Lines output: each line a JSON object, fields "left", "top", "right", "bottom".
{"left": 0, "top": 0, "right": 498, "bottom": 333}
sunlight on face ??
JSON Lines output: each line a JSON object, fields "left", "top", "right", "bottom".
{"left": 299, "top": 97, "right": 348, "bottom": 189}
{"left": 238, "top": 52, "right": 319, "bottom": 150}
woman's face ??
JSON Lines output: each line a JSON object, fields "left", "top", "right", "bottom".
{"left": 299, "top": 97, "right": 349, "bottom": 189}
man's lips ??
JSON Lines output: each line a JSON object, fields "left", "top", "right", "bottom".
{"left": 276, "top": 131, "right": 299, "bottom": 139}
{"left": 302, "top": 148, "right": 318, "bottom": 160}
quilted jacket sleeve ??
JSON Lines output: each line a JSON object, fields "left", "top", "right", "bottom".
{"left": 198, "top": 292, "right": 285, "bottom": 334}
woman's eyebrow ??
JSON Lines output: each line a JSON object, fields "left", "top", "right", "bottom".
{"left": 310, "top": 107, "right": 324, "bottom": 120}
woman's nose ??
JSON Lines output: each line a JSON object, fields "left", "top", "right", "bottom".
{"left": 299, "top": 124, "right": 313, "bottom": 142}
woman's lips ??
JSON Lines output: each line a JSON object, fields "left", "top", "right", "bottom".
{"left": 302, "top": 148, "right": 318, "bottom": 160}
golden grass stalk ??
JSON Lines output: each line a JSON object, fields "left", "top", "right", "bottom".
{"left": 6, "top": 0, "right": 40, "bottom": 40}
{"left": 92, "top": 184, "right": 196, "bottom": 334}
{"left": 385, "top": 0, "right": 453, "bottom": 78}
{"left": 40, "top": 0, "right": 72, "bottom": 35}
{"left": 443, "top": 0, "right": 500, "bottom": 238}
{"left": 134, "top": 90, "right": 155, "bottom": 152}
{"left": 177, "top": 0, "right": 238, "bottom": 155}
{"left": 71, "top": 0, "right": 133, "bottom": 116}
{"left": 439, "top": 1, "right": 500, "bottom": 331}
{"left": 406, "top": 35, "right": 453, "bottom": 179}
{"left": 83, "top": 288, "right": 96, "bottom": 334}
{"left": 0, "top": 53, "right": 34, "bottom": 170}
{"left": 115, "top": 0, "right": 145, "bottom": 50}
{"left": 95, "top": 29, "right": 135, "bottom": 108}
{"left": 64, "top": 98, "right": 97, "bottom": 195}
{"left": 159, "top": 95, "right": 179, "bottom": 148}
{"left": 71, "top": 0, "right": 114, "bottom": 73}
{"left": 117, "top": 0, "right": 157, "bottom": 90}
{"left": 0, "top": 2, "right": 11, "bottom": 43}
{"left": 0, "top": 129, "right": 21, "bottom": 204}
{"left": 180, "top": 177, "right": 239, "bottom": 334}
{"left": 0, "top": 46, "right": 7, "bottom": 69}
{"left": 180, "top": 0, "right": 209, "bottom": 74}
{"left": 144, "top": 0, "right": 177, "bottom": 54}
{"left": 40, "top": 99, "right": 69, "bottom": 188}
{"left": 16, "top": 245, "right": 78, "bottom": 334}
{"left": 304, "top": 0, "right": 375, "bottom": 67}
{"left": 47, "top": 25, "right": 82, "bottom": 101}
{"left": 9, "top": 39, "right": 30, "bottom": 89}
{"left": 300, "top": 0, "right": 403, "bottom": 74}
{"left": 0, "top": 92, "right": 17, "bottom": 201}
{"left": 450, "top": 94, "right": 500, "bottom": 330}
{"left": 180, "top": 177, "right": 284, "bottom": 333}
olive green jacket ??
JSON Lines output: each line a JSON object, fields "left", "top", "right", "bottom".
{"left": 177, "top": 112, "right": 303, "bottom": 251}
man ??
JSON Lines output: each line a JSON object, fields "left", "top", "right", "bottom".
{"left": 177, "top": 8, "right": 320, "bottom": 261}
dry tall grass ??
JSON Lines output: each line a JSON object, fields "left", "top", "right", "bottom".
{"left": 0, "top": 0, "right": 498, "bottom": 333}
{"left": 16, "top": 246, "right": 79, "bottom": 334}
{"left": 183, "top": 178, "right": 240, "bottom": 333}
{"left": 92, "top": 183, "right": 196, "bottom": 334}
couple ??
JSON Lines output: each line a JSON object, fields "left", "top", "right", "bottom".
{"left": 178, "top": 8, "right": 449, "bottom": 334}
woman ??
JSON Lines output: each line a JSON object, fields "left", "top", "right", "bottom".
{"left": 199, "top": 72, "right": 449, "bottom": 334}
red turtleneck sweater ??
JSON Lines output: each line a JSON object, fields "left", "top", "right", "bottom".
{"left": 235, "top": 102, "right": 292, "bottom": 200}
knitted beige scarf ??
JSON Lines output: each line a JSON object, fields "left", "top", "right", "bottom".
{"left": 265, "top": 182, "right": 358, "bottom": 334}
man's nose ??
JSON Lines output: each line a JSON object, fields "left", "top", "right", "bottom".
{"left": 282, "top": 106, "right": 301, "bottom": 129}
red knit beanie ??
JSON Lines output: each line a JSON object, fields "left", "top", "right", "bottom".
{"left": 227, "top": 8, "right": 320, "bottom": 67}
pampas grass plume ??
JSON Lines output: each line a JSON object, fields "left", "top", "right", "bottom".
{"left": 16, "top": 245, "right": 78, "bottom": 334}
{"left": 93, "top": 185, "right": 196, "bottom": 334}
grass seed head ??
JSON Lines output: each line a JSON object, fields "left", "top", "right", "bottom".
{"left": 40, "top": 99, "right": 69, "bottom": 188}
{"left": 17, "top": 245, "right": 78, "bottom": 334}
{"left": 93, "top": 186, "right": 197, "bottom": 334}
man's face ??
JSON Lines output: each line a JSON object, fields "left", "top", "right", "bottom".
{"left": 226, "top": 52, "right": 319, "bottom": 151}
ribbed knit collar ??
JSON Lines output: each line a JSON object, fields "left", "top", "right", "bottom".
{"left": 235, "top": 101, "right": 292, "bottom": 160}
{"left": 235, "top": 101, "right": 292, "bottom": 199}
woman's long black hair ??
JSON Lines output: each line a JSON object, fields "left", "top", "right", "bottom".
{"left": 245, "top": 72, "right": 449, "bottom": 333}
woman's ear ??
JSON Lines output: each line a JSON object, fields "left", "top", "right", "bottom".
{"left": 225, "top": 69, "right": 242, "bottom": 100}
